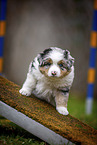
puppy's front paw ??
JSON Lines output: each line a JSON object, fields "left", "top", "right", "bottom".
{"left": 56, "top": 106, "right": 69, "bottom": 115}
{"left": 19, "top": 88, "right": 31, "bottom": 96}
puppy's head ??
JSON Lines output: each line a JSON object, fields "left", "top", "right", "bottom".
{"left": 38, "top": 47, "right": 74, "bottom": 78}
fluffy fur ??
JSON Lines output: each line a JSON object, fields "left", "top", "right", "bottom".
{"left": 19, "top": 47, "right": 75, "bottom": 115}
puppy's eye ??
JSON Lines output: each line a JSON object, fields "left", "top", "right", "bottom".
{"left": 44, "top": 62, "right": 51, "bottom": 66}
{"left": 59, "top": 63, "right": 63, "bottom": 67}
{"left": 58, "top": 63, "right": 66, "bottom": 70}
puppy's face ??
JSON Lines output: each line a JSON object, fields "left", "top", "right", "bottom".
{"left": 38, "top": 47, "right": 74, "bottom": 78}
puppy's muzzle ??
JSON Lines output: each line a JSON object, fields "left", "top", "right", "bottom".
{"left": 51, "top": 71, "right": 57, "bottom": 76}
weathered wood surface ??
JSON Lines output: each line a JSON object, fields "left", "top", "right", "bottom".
{"left": 0, "top": 76, "right": 97, "bottom": 145}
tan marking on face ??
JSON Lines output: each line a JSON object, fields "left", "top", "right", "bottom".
{"left": 48, "top": 58, "right": 53, "bottom": 63}
{"left": 43, "top": 58, "right": 53, "bottom": 65}
{"left": 58, "top": 60, "right": 64, "bottom": 65}
{"left": 58, "top": 60, "right": 71, "bottom": 78}
{"left": 39, "top": 58, "right": 53, "bottom": 77}
{"left": 39, "top": 67, "right": 49, "bottom": 77}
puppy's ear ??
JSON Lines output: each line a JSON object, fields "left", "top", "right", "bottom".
{"left": 64, "top": 50, "right": 70, "bottom": 59}
{"left": 37, "top": 48, "right": 52, "bottom": 66}
{"left": 37, "top": 54, "right": 43, "bottom": 66}
{"left": 64, "top": 49, "right": 75, "bottom": 67}
{"left": 69, "top": 57, "right": 75, "bottom": 66}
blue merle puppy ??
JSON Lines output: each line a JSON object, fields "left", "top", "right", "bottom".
{"left": 19, "top": 47, "right": 74, "bottom": 115}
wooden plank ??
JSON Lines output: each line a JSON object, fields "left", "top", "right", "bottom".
{"left": 0, "top": 101, "right": 72, "bottom": 145}
{"left": 0, "top": 76, "right": 97, "bottom": 145}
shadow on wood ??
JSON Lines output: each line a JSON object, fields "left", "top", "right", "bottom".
{"left": 0, "top": 76, "right": 97, "bottom": 145}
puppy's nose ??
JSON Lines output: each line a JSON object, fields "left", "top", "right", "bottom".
{"left": 51, "top": 71, "right": 57, "bottom": 76}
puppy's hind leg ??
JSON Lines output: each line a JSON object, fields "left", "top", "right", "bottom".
{"left": 19, "top": 73, "right": 36, "bottom": 96}
{"left": 55, "top": 89, "right": 69, "bottom": 115}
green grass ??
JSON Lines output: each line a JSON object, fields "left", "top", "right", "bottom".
{"left": 0, "top": 136, "right": 45, "bottom": 145}
{"left": 68, "top": 95, "right": 97, "bottom": 130}
{"left": 0, "top": 95, "right": 97, "bottom": 144}
{"left": 0, "top": 121, "right": 47, "bottom": 145}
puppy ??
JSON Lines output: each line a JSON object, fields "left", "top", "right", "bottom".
{"left": 19, "top": 47, "right": 74, "bottom": 115}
